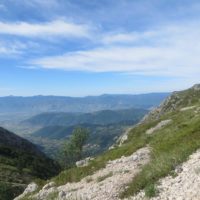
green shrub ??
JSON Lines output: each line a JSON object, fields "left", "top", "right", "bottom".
{"left": 144, "top": 183, "right": 157, "bottom": 197}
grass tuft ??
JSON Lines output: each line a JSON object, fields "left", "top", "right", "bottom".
{"left": 144, "top": 183, "right": 157, "bottom": 197}
{"left": 96, "top": 172, "right": 113, "bottom": 182}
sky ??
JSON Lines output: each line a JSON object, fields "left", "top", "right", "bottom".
{"left": 0, "top": 0, "right": 200, "bottom": 96}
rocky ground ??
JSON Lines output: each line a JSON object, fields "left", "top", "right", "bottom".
{"left": 128, "top": 149, "right": 200, "bottom": 200}
{"left": 16, "top": 147, "right": 150, "bottom": 200}
{"left": 30, "top": 146, "right": 200, "bottom": 200}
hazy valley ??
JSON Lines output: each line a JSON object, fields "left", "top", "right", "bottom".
{"left": 0, "top": 94, "right": 167, "bottom": 159}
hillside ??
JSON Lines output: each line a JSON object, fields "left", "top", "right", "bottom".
{"left": 0, "top": 93, "right": 169, "bottom": 114}
{"left": 0, "top": 127, "right": 60, "bottom": 200}
{"left": 24, "top": 108, "right": 147, "bottom": 158}
{"left": 15, "top": 84, "right": 200, "bottom": 200}
{"left": 23, "top": 108, "right": 147, "bottom": 127}
{"left": 28, "top": 124, "right": 128, "bottom": 157}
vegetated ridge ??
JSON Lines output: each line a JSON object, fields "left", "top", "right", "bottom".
{"left": 0, "top": 127, "right": 60, "bottom": 200}
{"left": 23, "top": 108, "right": 147, "bottom": 127}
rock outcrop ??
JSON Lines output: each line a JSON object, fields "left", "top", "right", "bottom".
{"left": 76, "top": 157, "right": 94, "bottom": 167}
{"left": 142, "top": 84, "right": 200, "bottom": 123}
{"left": 146, "top": 119, "right": 172, "bottom": 135}
{"left": 14, "top": 183, "right": 38, "bottom": 200}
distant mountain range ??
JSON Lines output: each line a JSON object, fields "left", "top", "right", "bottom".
{"left": 0, "top": 93, "right": 169, "bottom": 114}
{"left": 0, "top": 127, "right": 60, "bottom": 199}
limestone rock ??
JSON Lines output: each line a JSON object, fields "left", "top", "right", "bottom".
{"left": 76, "top": 157, "right": 94, "bottom": 167}
{"left": 146, "top": 119, "right": 172, "bottom": 135}
{"left": 58, "top": 191, "right": 66, "bottom": 199}
{"left": 42, "top": 182, "right": 55, "bottom": 190}
{"left": 14, "top": 182, "right": 38, "bottom": 200}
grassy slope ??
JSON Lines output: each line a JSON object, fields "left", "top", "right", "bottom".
{"left": 121, "top": 107, "right": 200, "bottom": 197}
{"left": 26, "top": 85, "right": 200, "bottom": 199}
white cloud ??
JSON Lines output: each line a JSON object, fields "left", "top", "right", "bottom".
{"left": 102, "top": 31, "right": 155, "bottom": 44}
{"left": 30, "top": 22, "right": 200, "bottom": 78}
{"left": 19, "top": 66, "right": 39, "bottom": 70}
{"left": 0, "top": 42, "right": 22, "bottom": 55}
{"left": 0, "top": 20, "right": 91, "bottom": 38}
{"left": 0, "top": 40, "right": 39, "bottom": 56}
{"left": 0, "top": 46, "right": 16, "bottom": 55}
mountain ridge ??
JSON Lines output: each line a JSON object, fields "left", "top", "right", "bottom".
{"left": 23, "top": 108, "right": 147, "bottom": 127}
{"left": 0, "top": 93, "right": 169, "bottom": 114}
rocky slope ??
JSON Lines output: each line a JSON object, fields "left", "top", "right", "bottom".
{"left": 17, "top": 148, "right": 200, "bottom": 200}
{"left": 17, "top": 147, "right": 150, "bottom": 200}
{"left": 142, "top": 84, "right": 200, "bottom": 122}
{"left": 15, "top": 84, "right": 200, "bottom": 200}
{"left": 128, "top": 149, "right": 200, "bottom": 200}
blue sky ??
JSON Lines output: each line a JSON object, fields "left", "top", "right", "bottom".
{"left": 0, "top": 0, "right": 200, "bottom": 96}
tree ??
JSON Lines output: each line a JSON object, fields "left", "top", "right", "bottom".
{"left": 62, "top": 127, "right": 89, "bottom": 168}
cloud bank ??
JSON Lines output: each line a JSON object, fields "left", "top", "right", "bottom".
{"left": 30, "top": 22, "right": 200, "bottom": 78}
{"left": 0, "top": 20, "right": 91, "bottom": 38}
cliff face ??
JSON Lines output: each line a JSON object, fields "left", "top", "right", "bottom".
{"left": 0, "top": 127, "right": 60, "bottom": 199}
